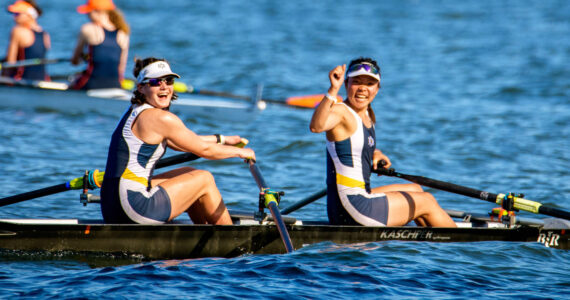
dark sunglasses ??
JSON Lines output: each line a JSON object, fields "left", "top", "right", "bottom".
{"left": 347, "top": 63, "right": 380, "bottom": 75}
{"left": 144, "top": 77, "right": 175, "bottom": 87}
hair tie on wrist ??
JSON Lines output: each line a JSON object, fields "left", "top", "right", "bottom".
{"left": 214, "top": 134, "right": 222, "bottom": 144}
{"left": 325, "top": 93, "right": 339, "bottom": 103}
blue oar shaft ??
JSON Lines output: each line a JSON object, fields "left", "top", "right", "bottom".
{"left": 248, "top": 160, "right": 294, "bottom": 253}
{"left": 267, "top": 201, "right": 294, "bottom": 253}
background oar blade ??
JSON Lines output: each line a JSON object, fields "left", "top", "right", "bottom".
{"left": 285, "top": 94, "right": 342, "bottom": 108}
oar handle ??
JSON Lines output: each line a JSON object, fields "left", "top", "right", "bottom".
{"left": 248, "top": 159, "right": 268, "bottom": 189}
{"left": 156, "top": 153, "right": 199, "bottom": 169}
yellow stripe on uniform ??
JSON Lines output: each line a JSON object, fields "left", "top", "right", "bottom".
{"left": 336, "top": 173, "right": 365, "bottom": 189}
{"left": 121, "top": 168, "right": 149, "bottom": 187}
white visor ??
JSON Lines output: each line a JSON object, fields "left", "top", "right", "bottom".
{"left": 27, "top": 7, "right": 38, "bottom": 19}
{"left": 136, "top": 61, "right": 180, "bottom": 84}
{"left": 347, "top": 68, "right": 380, "bottom": 82}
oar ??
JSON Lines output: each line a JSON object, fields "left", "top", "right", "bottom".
{"left": 0, "top": 76, "right": 69, "bottom": 90}
{"left": 120, "top": 78, "right": 332, "bottom": 109}
{"left": 247, "top": 159, "right": 294, "bottom": 253}
{"left": 0, "top": 152, "right": 199, "bottom": 208}
{"left": 0, "top": 58, "right": 70, "bottom": 70}
{"left": 281, "top": 188, "right": 326, "bottom": 215}
{"left": 373, "top": 167, "right": 570, "bottom": 221}
{"left": 0, "top": 139, "right": 249, "bottom": 207}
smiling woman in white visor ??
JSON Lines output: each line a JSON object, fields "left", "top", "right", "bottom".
{"left": 310, "top": 57, "right": 456, "bottom": 227}
{"left": 100, "top": 57, "right": 255, "bottom": 225}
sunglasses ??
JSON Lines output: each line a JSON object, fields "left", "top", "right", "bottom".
{"left": 347, "top": 63, "right": 380, "bottom": 75}
{"left": 143, "top": 77, "right": 175, "bottom": 87}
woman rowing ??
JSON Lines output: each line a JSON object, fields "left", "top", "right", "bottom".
{"left": 3, "top": 0, "right": 50, "bottom": 80}
{"left": 310, "top": 57, "right": 456, "bottom": 227}
{"left": 70, "top": 0, "right": 129, "bottom": 90}
{"left": 100, "top": 57, "right": 255, "bottom": 224}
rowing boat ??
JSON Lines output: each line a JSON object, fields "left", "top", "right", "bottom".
{"left": 0, "top": 76, "right": 265, "bottom": 120}
{"left": 1, "top": 155, "right": 568, "bottom": 262}
{"left": 0, "top": 207, "right": 568, "bottom": 262}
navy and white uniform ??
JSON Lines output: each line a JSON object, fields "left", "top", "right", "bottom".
{"left": 100, "top": 103, "right": 172, "bottom": 224}
{"left": 11, "top": 31, "right": 48, "bottom": 80}
{"left": 326, "top": 104, "right": 389, "bottom": 226}
{"left": 72, "top": 28, "right": 122, "bottom": 90}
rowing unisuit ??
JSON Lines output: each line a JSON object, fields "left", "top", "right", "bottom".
{"left": 72, "top": 29, "right": 122, "bottom": 90}
{"left": 12, "top": 31, "right": 48, "bottom": 81}
{"left": 100, "top": 103, "right": 171, "bottom": 224}
{"left": 326, "top": 103, "right": 389, "bottom": 226}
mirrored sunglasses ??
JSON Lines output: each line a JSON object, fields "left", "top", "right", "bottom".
{"left": 144, "top": 77, "right": 175, "bottom": 87}
{"left": 347, "top": 63, "right": 380, "bottom": 75}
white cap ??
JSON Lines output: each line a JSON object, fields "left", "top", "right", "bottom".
{"left": 136, "top": 61, "right": 180, "bottom": 84}
{"left": 346, "top": 63, "right": 380, "bottom": 82}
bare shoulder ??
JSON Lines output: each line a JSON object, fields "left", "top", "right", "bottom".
{"left": 116, "top": 31, "right": 129, "bottom": 49}
{"left": 140, "top": 108, "right": 182, "bottom": 126}
{"left": 11, "top": 25, "right": 28, "bottom": 37}
{"left": 79, "top": 23, "right": 103, "bottom": 44}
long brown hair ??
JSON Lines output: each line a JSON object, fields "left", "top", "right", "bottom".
{"left": 131, "top": 57, "right": 178, "bottom": 105}
{"left": 108, "top": 9, "right": 130, "bottom": 34}
{"left": 346, "top": 57, "right": 381, "bottom": 124}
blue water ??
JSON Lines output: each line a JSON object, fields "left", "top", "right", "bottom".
{"left": 1, "top": 0, "right": 570, "bottom": 298}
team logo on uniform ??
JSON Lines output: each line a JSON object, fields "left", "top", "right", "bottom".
{"left": 368, "top": 136, "right": 375, "bottom": 147}
{"left": 157, "top": 62, "right": 166, "bottom": 69}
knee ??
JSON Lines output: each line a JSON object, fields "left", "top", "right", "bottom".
{"left": 409, "top": 183, "right": 424, "bottom": 192}
{"left": 419, "top": 192, "right": 439, "bottom": 208}
{"left": 194, "top": 170, "right": 216, "bottom": 186}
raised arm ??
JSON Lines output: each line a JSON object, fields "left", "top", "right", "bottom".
{"left": 309, "top": 64, "right": 346, "bottom": 133}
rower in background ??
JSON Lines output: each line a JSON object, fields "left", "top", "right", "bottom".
{"left": 2, "top": 0, "right": 50, "bottom": 81}
{"left": 70, "top": 0, "right": 129, "bottom": 90}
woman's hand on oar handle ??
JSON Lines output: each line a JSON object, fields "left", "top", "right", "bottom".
{"left": 239, "top": 148, "right": 256, "bottom": 163}
{"left": 225, "top": 137, "right": 255, "bottom": 162}
{"left": 372, "top": 149, "right": 392, "bottom": 175}
{"left": 374, "top": 160, "right": 396, "bottom": 176}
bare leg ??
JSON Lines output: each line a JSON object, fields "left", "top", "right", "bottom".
{"left": 383, "top": 191, "right": 456, "bottom": 227}
{"left": 187, "top": 201, "right": 208, "bottom": 224}
{"left": 373, "top": 183, "right": 424, "bottom": 194}
{"left": 151, "top": 167, "right": 232, "bottom": 225}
